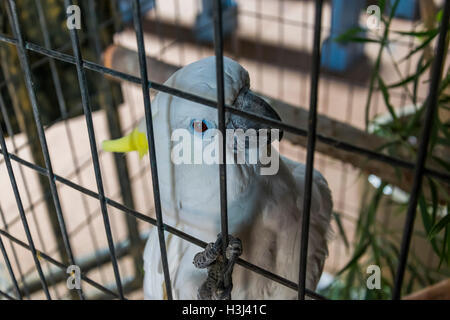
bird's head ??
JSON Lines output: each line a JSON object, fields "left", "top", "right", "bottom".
{"left": 102, "top": 56, "right": 283, "bottom": 164}
{"left": 102, "top": 57, "right": 283, "bottom": 228}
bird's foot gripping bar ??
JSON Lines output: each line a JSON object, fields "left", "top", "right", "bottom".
{"left": 193, "top": 234, "right": 242, "bottom": 300}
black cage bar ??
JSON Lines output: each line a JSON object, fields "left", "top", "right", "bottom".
{"left": 0, "top": 0, "right": 449, "bottom": 300}
{"left": 132, "top": 0, "right": 173, "bottom": 300}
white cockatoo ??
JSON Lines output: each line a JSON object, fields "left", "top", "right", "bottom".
{"left": 102, "top": 56, "right": 333, "bottom": 299}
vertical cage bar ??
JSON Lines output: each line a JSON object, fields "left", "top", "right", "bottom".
{"left": 0, "top": 205, "right": 30, "bottom": 299}
{"left": 298, "top": 0, "right": 323, "bottom": 300}
{"left": 63, "top": 0, "right": 124, "bottom": 299}
{"left": 2, "top": 2, "right": 70, "bottom": 298}
{"left": 213, "top": 0, "right": 231, "bottom": 298}
{"left": 84, "top": 0, "right": 143, "bottom": 284}
{"left": 392, "top": 0, "right": 450, "bottom": 300}
{"left": 34, "top": 0, "right": 109, "bottom": 287}
{"left": 0, "top": 97, "right": 63, "bottom": 298}
{"left": 0, "top": 122, "right": 50, "bottom": 299}
{"left": 132, "top": 0, "right": 173, "bottom": 300}
{"left": 0, "top": 232, "right": 22, "bottom": 299}
{"left": 6, "top": 0, "right": 84, "bottom": 299}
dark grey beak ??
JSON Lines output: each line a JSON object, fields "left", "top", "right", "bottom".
{"left": 227, "top": 88, "right": 284, "bottom": 142}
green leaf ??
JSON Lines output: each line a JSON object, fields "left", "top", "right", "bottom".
{"left": 405, "top": 104, "right": 425, "bottom": 137}
{"left": 334, "top": 26, "right": 365, "bottom": 41}
{"left": 418, "top": 195, "right": 432, "bottom": 234}
{"left": 406, "top": 273, "right": 416, "bottom": 294}
{"left": 387, "top": 59, "right": 432, "bottom": 89}
{"left": 364, "top": 0, "right": 399, "bottom": 130}
{"left": 439, "top": 225, "right": 449, "bottom": 268}
{"left": 406, "top": 261, "right": 427, "bottom": 287}
{"left": 392, "top": 29, "right": 438, "bottom": 37}
{"left": 445, "top": 218, "right": 450, "bottom": 265}
{"left": 374, "top": 140, "right": 402, "bottom": 154}
{"left": 343, "top": 267, "right": 358, "bottom": 299}
{"left": 418, "top": 195, "right": 440, "bottom": 255}
{"left": 400, "top": 30, "right": 439, "bottom": 62}
{"left": 334, "top": 27, "right": 380, "bottom": 44}
{"left": 387, "top": 0, "right": 401, "bottom": 20}
{"left": 333, "top": 212, "right": 350, "bottom": 249}
{"left": 378, "top": 76, "right": 398, "bottom": 123}
{"left": 428, "top": 178, "right": 438, "bottom": 225}
{"left": 336, "top": 239, "right": 371, "bottom": 276}
{"left": 413, "top": 54, "right": 426, "bottom": 105}
{"left": 430, "top": 213, "right": 450, "bottom": 238}
{"left": 432, "top": 156, "right": 450, "bottom": 172}
{"left": 439, "top": 73, "right": 450, "bottom": 94}
{"left": 437, "top": 118, "right": 450, "bottom": 141}
{"left": 381, "top": 243, "right": 397, "bottom": 281}
{"left": 343, "top": 37, "right": 382, "bottom": 44}
{"left": 436, "top": 9, "right": 443, "bottom": 23}
{"left": 370, "top": 233, "right": 381, "bottom": 267}
{"left": 436, "top": 137, "right": 450, "bottom": 148}
{"left": 378, "top": 0, "right": 386, "bottom": 13}
{"left": 438, "top": 94, "right": 450, "bottom": 104}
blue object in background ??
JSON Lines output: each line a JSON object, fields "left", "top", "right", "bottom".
{"left": 390, "top": 0, "right": 419, "bottom": 20}
{"left": 321, "top": 0, "right": 366, "bottom": 72}
{"left": 194, "top": 0, "right": 238, "bottom": 43}
{"left": 117, "top": 0, "right": 155, "bottom": 23}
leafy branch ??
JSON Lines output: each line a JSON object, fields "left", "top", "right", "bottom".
{"left": 325, "top": 0, "right": 450, "bottom": 299}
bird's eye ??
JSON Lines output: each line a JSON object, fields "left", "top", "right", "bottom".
{"left": 191, "top": 119, "right": 209, "bottom": 133}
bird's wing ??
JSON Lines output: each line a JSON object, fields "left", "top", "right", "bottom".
{"left": 284, "top": 155, "right": 333, "bottom": 290}
{"left": 228, "top": 156, "right": 333, "bottom": 299}
{"left": 143, "top": 155, "right": 333, "bottom": 300}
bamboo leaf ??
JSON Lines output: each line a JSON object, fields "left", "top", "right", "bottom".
{"left": 428, "top": 178, "right": 438, "bottom": 225}
{"left": 334, "top": 27, "right": 380, "bottom": 44}
{"left": 439, "top": 225, "right": 449, "bottom": 268}
{"left": 413, "top": 54, "right": 426, "bottom": 105}
{"left": 418, "top": 195, "right": 432, "bottom": 234}
{"left": 437, "top": 118, "right": 450, "bottom": 141}
{"left": 384, "top": 252, "right": 397, "bottom": 283}
{"left": 436, "top": 9, "right": 443, "bottom": 23}
{"left": 374, "top": 140, "right": 401, "bottom": 152}
{"left": 436, "top": 137, "right": 450, "bottom": 147}
{"left": 406, "top": 273, "right": 416, "bottom": 294}
{"left": 378, "top": 76, "right": 398, "bottom": 123}
{"left": 406, "top": 262, "right": 427, "bottom": 287}
{"left": 378, "top": 0, "right": 386, "bottom": 13}
{"left": 387, "top": 59, "right": 432, "bottom": 89}
{"left": 418, "top": 195, "right": 440, "bottom": 255}
{"left": 388, "top": 0, "right": 401, "bottom": 19}
{"left": 334, "top": 26, "right": 365, "bottom": 40}
{"left": 333, "top": 212, "right": 350, "bottom": 249}
{"left": 439, "top": 73, "right": 450, "bottom": 94}
{"left": 432, "top": 156, "right": 450, "bottom": 172}
{"left": 364, "top": 0, "right": 399, "bottom": 129}
{"left": 446, "top": 218, "right": 450, "bottom": 265}
{"left": 336, "top": 239, "right": 371, "bottom": 276}
{"left": 405, "top": 104, "right": 425, "bottom": 137}
{"left": 392, "top": 29, "right": 438, "bottom": 37}
{"left": 430, "top": 213, "right": 450, "bottom": 238}
{"left": 342, "top": 37, "right": 382, "bottom": 44}
{"left": 400, "top": 30, "right": 439, "bottom": 62}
